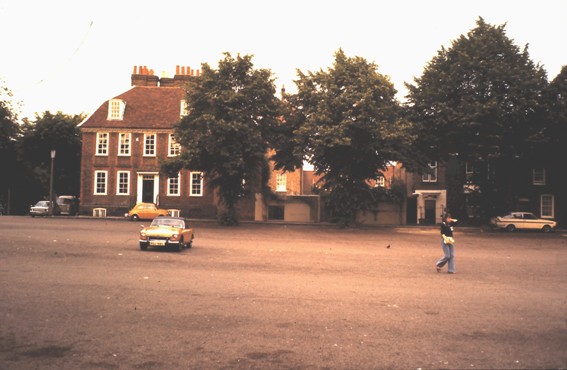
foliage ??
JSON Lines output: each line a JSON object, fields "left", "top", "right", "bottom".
{"left": 540, "top": 65, "right": 567, "bottom": 159}
{"left": 165, "top": 53, "right": 281, "bottom": 225}
{"left": 0, "top": 81, "right": 21, "bottom": 211}
{"left": 279, "top": 49, "right": 411, "bottom": 226}
{"left": 405, "top": 18, "right": 548, "bottom": 217}
{"left": 19, "top": 111, "right": 84, "bottom": 199}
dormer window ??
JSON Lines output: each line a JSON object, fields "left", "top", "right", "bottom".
{"left": 108, "top": 99, "right": 126, "bottom": 120}
{"left": 180, "top": 100, "right": 189, "bottom": 117}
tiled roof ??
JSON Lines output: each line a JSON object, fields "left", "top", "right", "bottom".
{"left": 80, "top": 86, "right": 185, "bottom": 129}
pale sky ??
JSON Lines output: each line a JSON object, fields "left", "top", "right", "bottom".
{"left": 1, "top": 0, "right": 566, "bottom": 120}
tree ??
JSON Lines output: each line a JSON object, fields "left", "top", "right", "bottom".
{"left": 0, "top": 80, "right": 21, "bottom": 213}
{"left": 279, "top": 49, "right": 411, "bottom": 226}
{"left": 19, "top": 111, "right": 84, "bottom": 203}
{"left": 163, "top": 53, "right": 281, "bottom": 225}
{"left": 405, "top": 17, "right": 548, "bottom": 218}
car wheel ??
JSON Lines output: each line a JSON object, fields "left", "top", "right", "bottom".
{"left": 542, "top": 225, "right": 551, "bottom": 233}
{"left": 140, "top": 242, "right": 148, "bottom": 251}
{"left": 187, "top": 239, "right": 193, "bottom": 249}
{"left": 176, "top": 239, "right": 183, "bottom": 252}
{"left": 506, "top": 224, "right": 516, "bottom": 232}
{"left": 131, "top": 214, "right": 139, "bottom": 221}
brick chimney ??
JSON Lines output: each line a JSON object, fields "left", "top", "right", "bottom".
{"left": 131, "top": 65, "right": 159, "bottom": 86}
{"left": 173, "top": 65, "right": 201, "bottom": 87}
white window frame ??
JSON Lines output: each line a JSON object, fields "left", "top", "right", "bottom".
{"left": 96, "top": 132, "right": 109, "bottom": 156}
{"left": 276, "top": 173, "right": 287, "bottom": 192}
{"left": 108, "top": 99, "right": 125, "bottom": 120}
{"left": 533, "top": 168, "right": 546, "bottom": 185}
{"left": 375, "top": 176, "right": 385, "bottom": 187}
{"left": 94, "top": 171, "right": 108, "bottom": 195}
{"left": 190, "top": 172, "right": 204, "bottom": 197}
{"left": 167, "top": 173, "right": 181, "bottom": 196}
{"left": 144, "top": 133, "right": 156, "bottom": 157}
{"left": 422, "top": 161, "right": 438, "bottom": 183}
{"left": 118, "top": 133, "right": 131, "bottom": 156}
{"left": 180, "top": 100, "right": 189, "bottom": 117}
{"left": 116, "top": 171, "right": 130, "bottom": 195}
{"left": 540, "top": 194, "right": 554, "bottom": 218}
{"left": 168, "top": 134, "right": 181, "bottom": 157}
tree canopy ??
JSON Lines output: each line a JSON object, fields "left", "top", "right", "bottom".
{"left": 163, "top": 53, "right": 281, "bottom": 225}
{"left": 278, "top": 49, "right": 412, "bottom": 225}
{"left": 405, "top": 17, "right": 548, "bottom": 163}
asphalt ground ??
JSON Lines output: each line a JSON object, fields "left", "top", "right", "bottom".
{"left": 1, "top": 216, "right": 566, "bottom": 369}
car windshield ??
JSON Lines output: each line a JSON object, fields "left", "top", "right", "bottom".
{"left": 151, "top": 219, "right": 184, "bottom": 228}
{"left": 36, "top": 201, "right": 49, "bottom": 207}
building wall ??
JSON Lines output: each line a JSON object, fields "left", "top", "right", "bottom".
{"left": 80, "top": 129, "right": 218, "bottom": 218}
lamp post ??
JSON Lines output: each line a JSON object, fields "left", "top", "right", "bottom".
{"left": 49, "top": 149, "right": 56, "bottom": 216}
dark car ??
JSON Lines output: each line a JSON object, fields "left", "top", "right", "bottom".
{"left": 30, "top": 200, "right": 60, "bottom": 217}
{"left": 57, "top": 195, "right": 79, "bottom": 216}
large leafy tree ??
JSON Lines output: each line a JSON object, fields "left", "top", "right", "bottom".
{"left": 405, "top": 18, "right": 548, "bottom": 217}
{"left": 0, "top": 81, "right": 21, "bottom": 213}
{"left": 279, "top": 49, "right": 411, "bottom": 226}
{"left": 163, "top": 53, "right": 281, "bottom": 225}
{"left": 19, "top": 111, "right": 84, "bottom": 202}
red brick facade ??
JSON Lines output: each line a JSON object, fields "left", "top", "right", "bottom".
{"left": 78, "top": 66, "right": 242, "bottom": 219}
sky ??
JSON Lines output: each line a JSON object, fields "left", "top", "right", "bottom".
{"left": 1, "top": 0, "right": 566, "bottom": 121}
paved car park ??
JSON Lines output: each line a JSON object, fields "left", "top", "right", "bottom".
{"left": 1, "top": 216, "right": 566, "bottom": 369}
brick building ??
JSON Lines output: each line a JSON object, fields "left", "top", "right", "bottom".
{"left": 78, "top": 66, "right": 235, "bottom": 219}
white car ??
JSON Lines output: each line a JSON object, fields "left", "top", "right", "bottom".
{"left": 491, "top": 212, "right": 557, "bottom": 233}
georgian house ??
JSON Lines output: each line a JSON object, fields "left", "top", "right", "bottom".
{"left": 78, "top": 66, "right": 248, "bottom": 219}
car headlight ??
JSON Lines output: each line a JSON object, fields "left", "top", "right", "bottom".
{"left": 171, "top": 233, "right": 179, "bottom": 240}
{"left": 140, "top": 231, "right": 147, "bottom": 238}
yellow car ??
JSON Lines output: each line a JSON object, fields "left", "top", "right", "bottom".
{"left": 125, "top": 203, "right": 169, "bottom": 221}
{"left": 139, "top": 216, "right": 194, "bottom": 251}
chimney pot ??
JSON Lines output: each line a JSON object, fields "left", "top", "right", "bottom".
{"left": 176, "top": 65, "right": 180, "bottom": 75}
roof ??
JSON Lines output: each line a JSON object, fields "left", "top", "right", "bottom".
{"left": 79, "top": 86, "right": 185, "bottom": 130}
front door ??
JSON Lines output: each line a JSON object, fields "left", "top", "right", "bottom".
{"left": 137, "top": 174, "right": 159, "bottom": 204}
{"left": 424, "top": 199, "right": 436, "bottom": 224}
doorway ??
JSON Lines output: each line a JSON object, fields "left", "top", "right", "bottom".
{"left": 137, "top": 173, "right": 159, "bottom": 204}
{"left": 424, "top": 199, "right": 436, "bottom": 224}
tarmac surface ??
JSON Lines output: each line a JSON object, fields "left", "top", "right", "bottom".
{"left": 1, "top": 216, "right": 566, "bottom": 369}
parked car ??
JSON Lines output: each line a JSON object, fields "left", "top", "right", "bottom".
{"left": 29, "top": 200, "right": 60, "bottom": 217}
{"left": 57, "top": 195, "right": 79, "bottom": 216}
{"left": 125, "top": 203, "right": 169, "bottom": 221}
{"left": 490, "top": 212, "right": 557, "bottom": 233}
{"left": 139, "top": 216, "right": 194, "bottom": 251}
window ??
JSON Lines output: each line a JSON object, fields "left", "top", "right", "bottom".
{"left": 180, "top": 100, "right": 189, "bottom": 117}
{"left": 375, "top": 176, "right": 385, "bottom": 187}
{"left": 541, "top": 194, "right": 554, "bottom": 218}
{"left": 116, "top": 171, "right": 130, "bottom": 195}
{"left": 144, "top": 133, "right": 156, "bottom": 156}
{"left": 276, "top": 173, "right": 286, "bottom": 192}
{"left": 96, "top": 132, "right": 108, "bottom": 156}
{"left": 169, "top": 134, "right": 181, "bottom": 156}
{"left": 94, "top": 171, "right": 107, "bottom": 195}
{"left": 168, "top": 174, "right": 180, "bottom": 196}
{"left": 108, "top": 99, "right": 125, "bottom": 120}
{"left": 190, "top": 172, "right": 203, "bottom": 196}
{"left": 533, "top": 168, "right": 545, "bottom": 185}
{"left": 118, "top": 133, "right": 131, "bottom": 156}
{"left": 422, "top": 161, "right": 438, "bottom": 182}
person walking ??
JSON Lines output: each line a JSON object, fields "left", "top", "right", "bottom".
{"left": 436, "top": 213, "right": 457, "bottom": 274}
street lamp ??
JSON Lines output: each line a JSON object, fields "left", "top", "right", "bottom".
{"left": 49, "top": 149, "right": 56, "bottom": 216}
